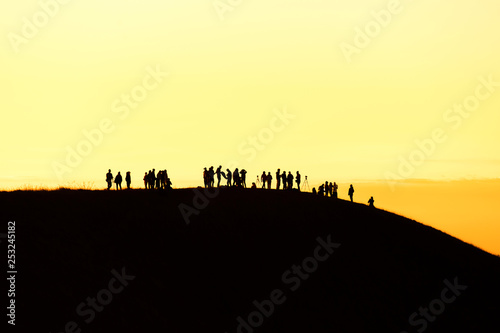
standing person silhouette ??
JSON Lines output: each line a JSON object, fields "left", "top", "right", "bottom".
{"left": 281, "top": 171, "right": 287, "bottom": 190}
{"left": 216, "top": 166, "right": 223, "bottom": 187}
{"left": 233, "top": 168, "right": 240, "bottom": 187}
{"left": 348, "top": 184, "right": 355, "bottom": 202}
{"left": 143, "top": 172, "right": 148, "bottom": 189}
{"left": 240, "top": 169, "right": 248, "bottom": 188}
{"left": 368, "top": 196, "right": 375, "bottom": 208}
{"left": 226, "top": 168, "right": 232, "bottom": 187}
{"left": 208, "top": 166, "right": 215, "bottom": 188}
{"left": 125, "top": 171, "right": 131, "bottom": 189}
{"left": 261, "top": 171, "right": 267, "bottom": 189}
{"left": 203, "top": 168, "right": 208, "bottom": 188}
{"left": 267, "top": 172, "right": 272, "bottom": 189}
{"left": 287, "top": 172, "right": 293, "bottom": 190}
{"left": 333, "top": 182, "right": 338, "bottom": 198}
{"left": 106, "top": 169, "right": 113, "bottom": 190}
{"left": 115, "top": 172, "right": 123, "bottom": 190}
{"left": 149, "top": 169, "right": 156, "bottom": 189}
{"left": 276, "top": 169, "right": 281, "bottom": 190}
{"left": 296, "top": 171, "right": 301, "bottom": 191}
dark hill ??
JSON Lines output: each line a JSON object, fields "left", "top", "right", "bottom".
{"left": 1, "top": 188, "right": 499, "bottom": 332}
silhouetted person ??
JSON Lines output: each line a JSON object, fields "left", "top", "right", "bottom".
{"left": 296, "top": 171, "right": 301, "bottom": 191}
{"left": 261, "top": 171, "right": 267, "bottom": 189}
{"left": 281, "top": 171, "right": 286, "bottom": 190}
{"left": 115, "top": 172, "right": 123, "bottom": 190}
{"left": 267, "top": 172, "right": 272, "bottom": 189}
{"left": 333, "top": 182, "right": 338, "bottom": 199}
{"left": 163, "top": 170, "right": 169, "bottom": 189}
{"left": 324, "top": 181, "right": 329, "bottom": 197}
{"left": 251, "top": 182, "right": 256, "bottom": 189}
{"left": 143, "top": 172, "right": 148, "bottom": 189}
{"left": 208, "top": 166, "right": 215, "bottom": 188}
{"left": 125, "top": 171, "right": 131, "bottom": 189}
{"left": 318, "top": 184, "right": 324, "bottom": 196}
{"left": 276, "top": 169, "right": 281, "bottom": 190}
{"left": 348, "top": 184, "right": 354, "bottom": 202}
{"left": 216, "top": 166, "right": 222, "bottom": 187}
{"left": 240, "top": 169, "right": 248, "bottom": 188}
{"left": 166, "top": 177, "right": 172, "bottom": 189}
{"left": 203, "top": 168, "right": 208, "bottom": 188}
{"left": 155, "top": 173, "right": 160, "bottom": 189}
{"left": 328, "top": 182, "right": 333, "bottom": 197}
{"left": 368, "top": 196, "right": 375, "bottom": 208}
{"left": 312, "top": 187, "right": 317, "bottom": 195}
{"left": 226, "top": 168, "right": 232, "bottom": 187}
{"left": 233, "top": 168, "right": 240, "bottom": 187}
{"left": 106, "top": 169, "right": 113, "bottom": 190}
{"left": 287, "top": 172, "right": 293, "bottom": 190}
{"left": 149, "top": 169, "right": 156, "bottom": 189}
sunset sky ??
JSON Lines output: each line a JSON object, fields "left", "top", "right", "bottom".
{"left": 1, "top": 1, "right": 499, "bottom": 253}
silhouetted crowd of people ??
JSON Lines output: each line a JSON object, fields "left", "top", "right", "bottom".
{"left": 255, "top": 169, "right": 302, "bottom": 190}
{"left": 313, "top": 181, "right": 339, "bottom": 198}
{"left": 203, "top": 166, "right": 248, "bottom": 188}
{"left": 103, "top": 167, "right": 375, "bottom": 207}
{"left": 143, "top": 169, "right": 172, "bottom": 190}
{"left": 105, "top": 169, "right": 171, "bottom": 190}
{"left": 106, "top": 169, "right": 131, "bottom": 190}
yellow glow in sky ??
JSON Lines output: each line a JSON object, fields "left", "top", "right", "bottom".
{"left": 1, "top": 1, "right": 499, "bottom": 252}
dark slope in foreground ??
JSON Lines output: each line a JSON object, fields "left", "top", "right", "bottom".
{"left": 1, "top": 188, "right": 499, "bottom": 332}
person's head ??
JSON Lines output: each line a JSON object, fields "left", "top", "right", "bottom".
{"left": 277, "top": 168, "right": 280, "bottom": 172}
{"left": 108, "top": 169, "right": 111, "bottom": 172}
{"left": 268, "top": 172, "right": 271, "bottom": 175}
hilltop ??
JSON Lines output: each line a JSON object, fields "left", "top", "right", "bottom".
{"left": 1, "top": 188, "right": 499, "bottom": 332}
